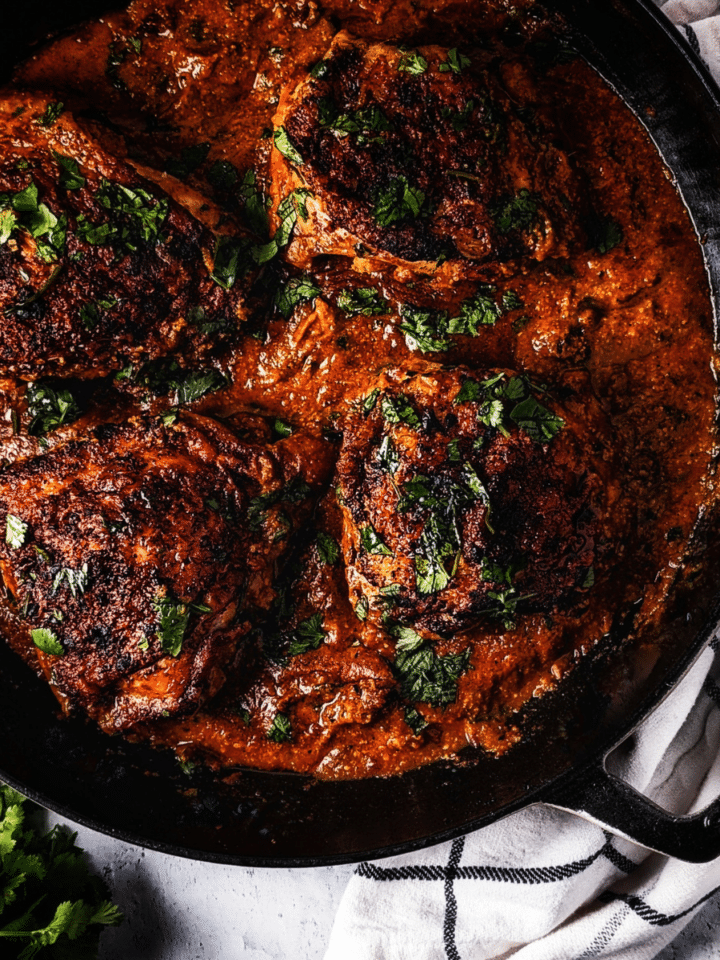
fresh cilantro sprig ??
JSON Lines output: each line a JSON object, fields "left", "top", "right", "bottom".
{"left": 393, "top": 626, "right": 470, "bottom": 706}
{"left": 0, "top": 785, "right": 123, "bottom": 956}
{"left": 51, "top": 151, "right": 85, "bottom": 191}
{"left": 398, "top": 50, "right": 428, "bottom": 74}
{"left": 267, "top": 712, "right": 292, "bottom": 742}
{"left": 453, "top": 373, "right": 564, "bottom": 443}
{"left": 337, "top": 287, "right": 388, "bottom": 316}
{"left": 439, "top": 48, "right": 471, "bottom": 74}
{"left": 318, "top": 100, "right": 393, "bottom": 145}
{"left": 287, "top": 612, "right": 326, "bottom": 656}
{"left": 0, "top": 181, "right": 67, "bottom": 262}
{"left": 76, "top": 179, "right": 168, "bottom": 254}
{"left": 274, "top": 275, "right": 321, "bottom": 319}
{"left": 373, "top": 176, "right": 427, "bottom": 228}
{"left": 316, "top": 531, "right": 340, "bottom": 565}
{"left": 26, "top": 382, "right": 82, "bottom": 437}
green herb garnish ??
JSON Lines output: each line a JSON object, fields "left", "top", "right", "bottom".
{"left": 274, "top": 275, "right": 321, "bottom": 319}
{"left": 491, "top": 189, "right": 538, "bottom": 234}
{"left": 273, "top": 127, "right": 304, "bottom": 165}
{"left": 399, "top": 304, "right": 449, "bottom": 353}
{"left": 381, "top": 394, "right": 420, "bottom": 428}
{"left": 51, "top": 151, "right": 85, "bottom": 191}
{"left": 361, "top": 524, "right": 393, "bottom": 556}
{"left": 0, "top": 785, "right": 122, "bottom": 955}
{"left": 267, "top": 712, "right": 292, "bottom": 742}
{"left": 152, "top": 596, "right": 192, "bottom": 657}
{"left": 30, "top": 627, "right": 64, "bottom": 656}
{"left": 439, "top": 48, "right": 471, "bottom": 74}
{"left": 26, "top": 381, "right": 82, "bottom": 436}
{"left": 317, "top": 531, "right": 340, "bottom": 565}
{"left": 287, "top": 612, "right": 326, "bottom": 656}
{"left": 52, "top": 563, "right": 89, "bottom": 599}
{"left": 6, "top": 515, "right": 27, "bottom": 550}
{"left": 373, "top": 176, "right": 427, "bottom": 227}
{"left": 393, "top": 626, "right": 470, "bottom": 706}
{"left": 398, "top": 51, "right": 428, "bottom": 74}
{"left": 337, "top": 287, "right": 388, "bottom": 316}
{"left": 36, "top": 101, "right": 64, "bottom": 127}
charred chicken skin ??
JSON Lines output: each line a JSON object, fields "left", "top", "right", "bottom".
{"left": 0, "top": 93, "right": 251, "bottom": 380}
{"left": 336, "top": 370, "right": 602, "bottom": 636}
{"left": 0, "top": 412, "right": 330, "bottom": 730}
{"left": 271, "top": 32, "right": 588, "bottom": 272}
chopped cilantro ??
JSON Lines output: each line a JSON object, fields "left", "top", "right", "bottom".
{"left": 6, "top": 515, "right": 27, "bottom": 550}
{"left": 310, "top": 59, "right": 329, "bottom": 79}
{"left": 26, "top": 381, "right": 82, "bottom": 436}
{"left": 448, "top": 288, "right": 501, "bottom": 335}
{"left": 274, "top": 126, "right": 304, "bottom": 164}
{"left": 272, "top": 418, "right": 293, "bottom": 439}
{"left": 439, "top": 48, "right": 471, "bottom": 74}
{"left": 509, "top": 395, "right": 565, "bottom": 442}
{"left": 51, "top": 151, "right": 86, "bottom": 191}
{"left": 355, "top": 596, "right": 369, "bottom": 621}
{"left": 274, "top": 187, "right": 313, "bottom": 248}
{"left": 319, "top": 101, "right": 393, "bottom": 145}
{"left": 581, "top": 566, "right": 595, "bottom": 589}
{"left": 442, "top": 100, "right": 475, "bottom": 132}
{"left": 2, "top": 180, "right": 67, "bottom": 261}
{"left": 166, "top": 142, "right": 210, "bottom": 180}
{"left": 381, "top": 394, "right": 421, "bottom": 428}
{"left": 361, "top": 523, "right": 393, "bottom": 556}
{"left": 491, "top": 189, "right": 538, "bottom": 234}
{"left": 0, "top": 209, "right": 16, "bottom": 245}
{"left": 501, "top": 290, "right": 523, "bottom": 311}
{"left": 175, "top": 369, "right": 227, "bottom": 404}
{"left": 137, "top": 360, "right": 227, "bottom": 404}
{"left": 247, "top": 476, "right": 311, "bottom": 531}
{"left": 31, "top": 627, "right": 64, "bottom": 656}
{"left": 393, "top": 626, "right": 470, "bottom": 706}
{"left": 373, "top": 176, "right": 427, "bottom": 228}
{"left": 287, "top": 612, "right": 326, "bottom": 655}
{"left": 211, "top": 234, "right": 251, "bottom": 289}
{"left": 362, "top": 388, "right": 380, "bottom": 415}
{"left": 152, "top": 596, "right": 191, "bottom": 657}
{"left": 79, "top": 295, "right": 117, "bottom": 331}
{"left": 404, "top": 705, "right": 428, "bottom": 734}
{"left": 36, "top": 101, "right": 64, "bottom": 127}
{"left": 274, "top": 275, "right": 321, "bottom": 318}
{"left": 399, "top": 304, "right": 450, "bottom": 353}
{"left": 337, "top": 287, "right": 388, "bottom": 316}
{"left": 267, "top": 712, "right": 292, "bottom": 742}
{"left": 398, "top": 50, "right": 428, "bottom": 74}
{"left": 77, "top": 179, "right": 168, "bottom": 254}
{"left": 316, "top": 531, "right": 340, "bottom": 565}
{"left": 376, "top": 435, "right": 400, "bottom": 474}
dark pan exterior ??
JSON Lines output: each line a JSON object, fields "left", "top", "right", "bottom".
{"left": 1, "top": 0, "right": 720, "bottom": 866}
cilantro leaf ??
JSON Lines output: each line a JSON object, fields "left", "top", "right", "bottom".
{"left": 362, "top": 388, "right": 380, "bottom": 415}
{"left": 439, "top": 48, "right": 471, "bottom": 73}
{"left": 136, "top": 360, "right": 227, "bottom": 404}
{"left": 287, "top": 612, "right": 326, "bottom": 656}
{"left": 310, "top": 59, "right": 329, "bottom": 79}
{"left": 6, "top": 515, "right": 27, "bottom": 550}
{"left": 51, "top": 151, "right": 85, "bottom": 191}
{"left": 398, "top": 51, "right": 428, "bottom": 74}
{"left": 404, "top": 705, "right": 428, "bottom": 734}
{"left": 393, "top": 628, "right": 470, "bottom": 706}
{"left": 509, "top": 396, "right": 565, "bottom": 442}
{"left": 247, "top": 476, "right": 311, "bottom": 531}
{"left": 267, "top": 712, "right": 292, "bottom": 742}
{"left": 373, "top": 176, "right": 427, "bottom": 228}
{"left": 316, "top": 531, "right": 340, "bottom": 565}
{"left": 274, "top": 188, "right": 313, "bottom": 248}
{"left": 381, "top": 394, "right": 420, "bottom": 428}
{"left": 30, "top": 627, "right": 64, "bottom": 656}
{"left": 448, "top": 288, "right": 501, "bottom": 335}
{"left": 337, "top": 287, "right": 388, "bottom": 316}
{"left": 211, "top": 234, "right": 251, "bottom": 289}
{"left": 52, "top": 563, "right": 89, "bottom": 600}
{"left": 274, "top": 275, "right": 321, "bottom": 318}
{"left": 399, "top": 304, "right": 450, "bottom": 353}
{"left": 36, "top": 101, "right": 64, "bottom": 127}
{"left": 274, "top": 126, "right": 304, "bottom": 164}
{"left": 0, "top": 209, "right": 16, "bottom": 245}
{"left": 77, "top": 179, "right": 168, "bottom": 254}
{"left": 376, "top": 435, "right": 400, "bottom": 474}
{"left": 501, "top": 290, "right": 523, "bottom": 311}
{"left": 361, "top": 524, "right": 393, "bottom": 556}
{"left": 152, "top": 596, "right": 192, "bottom": 657}
{"left": 491, "top": 189, "right": 538, "bottom": 234}
{"left": 26, "top": 381, "right": 82, "bottom": 436}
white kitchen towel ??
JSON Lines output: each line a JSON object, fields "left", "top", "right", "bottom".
{"left": 325, "top": 641, "right": 720, "bottom": 960}
{"left": 325, "top": 5, "right": 720, "bottom": 957}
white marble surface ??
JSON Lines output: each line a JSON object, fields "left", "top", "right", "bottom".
{"left": 36, "top": 807, "right": 720, "bottom": 959}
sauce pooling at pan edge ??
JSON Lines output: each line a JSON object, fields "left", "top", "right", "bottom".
{"left": 0, "top": 0, "right": 714, "bottom": 780}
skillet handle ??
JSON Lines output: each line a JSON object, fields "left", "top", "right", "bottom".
{"left": 543, "top": 762, "right": 720, "bottom": 863}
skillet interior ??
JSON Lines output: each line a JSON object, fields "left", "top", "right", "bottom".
{"left": 0, "top": 0, "right": 719, "bottom": 866}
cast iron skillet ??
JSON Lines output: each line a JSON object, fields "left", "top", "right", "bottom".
{"left": 1, "top": 0, "right": 720, "bottom": 866}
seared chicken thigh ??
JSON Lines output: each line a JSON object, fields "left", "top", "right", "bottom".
{"left": 0, "top": 412, "right": 330, "bottom": 730}
{"left": 271, "top": 32, "right": 588, "bottom": 274}
{"left": 0, "top": 94, "right": 252, "bottom": 380}
{"left": 336, "top": 370, "right": 603, "bottom": 636}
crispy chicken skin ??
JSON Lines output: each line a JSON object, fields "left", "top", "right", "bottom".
{"left": 336, "top": 370, "right": 603, "bottom": 636}
{"left": 0, "top": 93, "right": 250, "bottom": 380}
{"left": 270, "top": 32, "right": 588, "bottom": 273}
{"left": 0, "top": 412, "right": 331, "bottom": 730}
